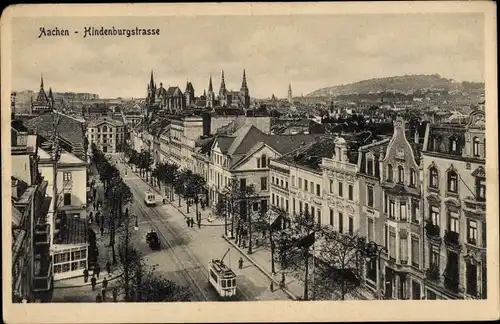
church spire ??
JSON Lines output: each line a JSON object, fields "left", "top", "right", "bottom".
{"left": 220, "top": 70, "right": 226, "bottom": 90}
{"left": 241, "top": 69, "right": 248, "bottom": 89}
{"left": 40, "top": 74, "right": 44, "bottom": 89}
{"left": 149, "top": 70, "right": 155, "bottom": 89}
{"left": 208, "top": 75, "right": 213, "bottom": 92}
{"left": 288, "top": 82, "right": 293, "bottom": 103}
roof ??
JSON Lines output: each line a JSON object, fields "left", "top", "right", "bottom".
{"left": 60, "top": 151, "right": 85, "bottom": 165}
{"left": 87, "top": 117, "right": 124, "bottom": 127}
{"left": 12, "top": 206, "right": 23, "bottom": 228}
{"left": 24, "top": 112, "right": 85, "bottom": 146}
{"left": 166, "top": 86, "right": 183, "bottom": 97}
{"left": 277, "top": 136, "right": 336, "bottom": 171}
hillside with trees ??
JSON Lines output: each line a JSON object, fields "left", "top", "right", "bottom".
{"left": 306, "top": 74, "right": 484, "bottom": 97}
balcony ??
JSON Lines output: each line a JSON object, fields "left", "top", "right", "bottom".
{"left": 425, "top": 221, "right": 441, "bottom": 243}
{"left": 32, "top": 258, "right": 53, "bottom": 292}
{"left": 463, "top": 196, "right": 486, "bottom": 213}
{"left": 34, "top": 223, "right": 50, "bottom": 245}
{"left": 426, "top": 263, "right": 440, "bottom": 281}
{"left": 443, "top": 270, "right": 460, "bottom": 294}
{"left": 444, "top": 230, "right": 461, "bottom": 252}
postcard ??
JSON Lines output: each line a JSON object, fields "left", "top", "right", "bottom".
{"left": 1, "top": 2, "right": 498, "bottom": 323}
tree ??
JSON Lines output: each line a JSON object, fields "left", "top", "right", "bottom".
{"left": 183, "top": 172, "right": 206, "bottom": 221}
{"left": 157, "top": 162, "right": 179, "bottom": 201}
{"left": 232, "top": 183, "right": 260, "bottom": 254}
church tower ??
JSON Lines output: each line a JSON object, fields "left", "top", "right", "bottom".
{"left": 239, "top": 69, "right": 250, "bottom": 109}
{"left": 147, "top": 70, "right": 156, "bottom": 105}
{"left": 206, "top": 75, "right": 215, "bottom": 108}
{"left": 219, "top": 70, "right": 227, "bottom": 106}
{"left": 185, "top": 80, "right": 195, "bottom": 107}
{"left": 288, "top": 82, "right": 293, "bottom": 103}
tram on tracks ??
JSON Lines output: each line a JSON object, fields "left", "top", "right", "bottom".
{"left": 144, "top": 190, "right": 157, "bottom": 206}
{"left": 208, "top": 248, "right": 237, "bottom": 299}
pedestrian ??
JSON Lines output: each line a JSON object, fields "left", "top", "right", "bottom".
{"left": 238, "top": 257, "right": 244, "bottom": 269}
{"left": 95, "top": 293, "right": 102, "bottom": 303}
{"left": 83, "top": 268, "right": 89, "bottom": 283}
{"left": 101, "top": 287, "right": 107, "bottom": 301}
{"left": 197, "top": 217, "right": 201, "bottom": 228}
{"left": 102, "top": 277, "right": 108, "bottom": 289}
{"left": 94, "top": 263, "right": 101, "bottom": 279}
{"left": 270, "top": 281, "right": 274, "bottom": 292}
{"left": 185, "top": 217, "right": 189, "bottom": 227}
{"left": 190, "top": 218, "right": 194, "bottom": 228}
{"left": 106, "top": 261, "right": 112, "bottom": 274}
{"left": 93, "top": 201, "right": 97, "bottom": 211}
{"left": 92, "top": 187, "right": 97, "bottom": 199}
{"left": 100, "top": 226, "right": 104, "bottom": 236}
{"left": 96, "top": 212, "right": 100, "bottom": 226}
{"left": 280, "top": 273, "right": 285, "bottom": 288}
{"left": 112, "top": 288, "right": 118, "bottom": 302}
{"left": 91, "top": 275, "right": 97, "bottom": 291}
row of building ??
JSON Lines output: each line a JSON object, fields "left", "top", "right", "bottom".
{"left": 131, "top": 94, "right": 487, "bottom": 300}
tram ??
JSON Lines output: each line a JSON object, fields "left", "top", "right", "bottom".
{"left": 208, "top": 248, "right": 237, "bottom": 299}
{"left": 144, "top": 190, "right": 157, "bottom": 206}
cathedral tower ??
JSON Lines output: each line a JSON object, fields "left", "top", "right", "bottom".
{"left": 206, "top": 75, "right": 215, "bottom": 108}
{"left": 239, "top": 69, "right": 250, "bottom": 109}
{"left": 288, "top": 82, "right": 293, "bottom": 103}
{"left": 219, "top": 70, "right": 227, "bottom": 106}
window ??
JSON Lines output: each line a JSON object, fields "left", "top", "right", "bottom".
{"left": 476, "top": 178, "right": 486, "bottom": 201}
{"left": 467, "top": 220, "right": 477, "bottom": 245}
{"left": 257, "top": 158, "right": 261, "bottom": 168}
{"left": 299, "top": 177, "right": 302, "bottom": 189}
{"left": 367, "top": 185, "right": 374, "bottom": 208}
{"left": 304, "top": 180, "right": 308, "bottom": 191}
{"left": 466, "top": 263, "right": 478, "bottom": 297}
{"left": 482, "top": 222, "right": 486, "bottom": 248}
{"left": 309, "top": 181, "right": 314, "bottom": 194}
{"left": 261, "top": 155, "right": 267, "bottom": 168}
{"left": 280, "top": 197, "right": 284, "bottom": 208}
{"left": 299, "top": 201, "right": 303, "bottom": 213}
{"left": 387, "top": 164, "right": 393, "bottom": 181}
{"left": 311, "top": 206, "right": 315, "bottom": 218}
{"left": 348, "top": 216, "right": 353, "bottom": 235}
{"left": 400, "top": 236, "right": 408, "bottom": 263}
{"left": 286, "top": 200, "right": 289, "bottom": 212}
{"left": 63, "top": 193, "right": 71, "bottom": 206}
{"left": 280, "top": 179, "right": 283, "bottom": 187}
{"left": 292, "top": 176, "right": 295, "bottom": 187}
{"left": 316, "top": 184, "right": 321, "bottom": 196}
{"left": 260, "top": 177, "right": 267, "bottom": 191}
{"left": 240, "top": 178, "right": 246, "bottom": 190}
{"left": 261, "top": 199, "right": 268, "bottom": 213}
{"left": 272, "top": 176, "right": 275, "bottom": 184}
{"left": 330, "top": 209, "right": 334, "bottom": 226}
{"left": 389, "top": 200, "right": 395, "bottom": 218}
{"left": 400, "top": 202, "right": 407, "bottom": 220}
{"left": 411, "top": 200, "right": 420, "bottom": 224}
{"left": 412, "top": 281, "right": 421, "bottom": 300}
{"left": 430, "top": 206, "right": 440, "bottom": 225}
{"left": 398, "top": 166, "right": 404, "bottom": 183}
{"left": 447, "top": 171, "right": 458, "bottom": 193}
{"left": 348, "top": 185, "right": 353, "bottom": 201}
{"left": 384, "top": 192, "right": 388, "bottom": 213}
{"left": 338, "top": 182, "right": 343, "bottom": 197}
{"left": 449, "top": 136, "right": 458, "bottom": 153}
{"left": 384, "top": 224, "right": 388, "bottom": 248}
{"left": 292, "top": 198, "right": 296, "bottom": 214}
{"left": 317, "top": 210, "right": 321, "bottom": 226}
{"left": 304, "top": 203, "right": 309, "bottom": 216}
{"left": 285, "top": 181, "right": 289, "bottom": 189}
{"left": 429, "top": 167, "right": 439, "bottom": 188}
{"left": 411, "top": 236, "right": 419, "bottom": 267}
{"left": 448, "top": 211, "right": 459, "bottom": 233}
{"left": 338, "top": 212, "right": 343, "bottom": 233}
{"left": 473, "top": 137, "right": 480, "bottom": 157}
{"left": 330, "top": 180, "right": 334, "bottom": 193}
{"left": 389, "top": 230, "right": 396, "bottom": 260}
{"left": 63, "top": 172, "right": 72, "bottom": 181}
{"left": 367, "top": 217, "right": 374, "bottom": 241}
{"left": 272, "top": 193, "right": 275, "bottom": 205}
{"left": 253, "top": 202, "right": 259, "bottom": 211}
{"left": 367, "top": 157, "right": 374, "bottom": 175}
{"left": 410, "top": 169, "right": 416, "bottom": 186}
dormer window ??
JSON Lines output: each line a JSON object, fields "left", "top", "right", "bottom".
{"left": 398, "top": 166, "right": 404, "bottom": 184}
{"left": 473, "top": 137, "right": 480, "bottom": 157}
{"left": 387, "top": 164, "right": 393, "bottom": 182}
{"left": 261, "top": 155, "right": 267, "bottom": 168}
{"left": 447, "top": 170, "right": 458, "bottom": 193}
{"left": 449, "top": 136, "right": 458, "bottom": 153}
{"left": 429, "top": 167, "right": 439, "bottom": 188}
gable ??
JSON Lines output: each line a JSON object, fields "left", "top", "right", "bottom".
{"left": 231, "top": 144, "right": 280, "bottom": 171}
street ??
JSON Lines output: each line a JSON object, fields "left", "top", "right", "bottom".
{"left": 115, "top": 157, "right": 291, "bottom": 301}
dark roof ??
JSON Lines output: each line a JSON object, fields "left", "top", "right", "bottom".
{"left": 195, "top": 136, "right": 215, "bottom": 155}
{"left": 58, "top": 214, "right": 87, "bottom": 244}
{"left": 216, "top": 136, "right": 235, "bottom": 153}
{"left": 24, "top": 112, "right": 85, "bottom": 146}
{"left": 166, "top": 86, "right": 183, "bottom": 97}
{"left": 277, "top": 136, "right": 336, "bottom": 171}
{"left": 264, "top": 134, "right": 323, "bottom": 155}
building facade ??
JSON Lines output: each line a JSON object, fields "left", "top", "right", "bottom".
{"left": 86, "top": 118, "right": 126, "bottom": 153}
{"left": 421, "top": 109, "right": 486, "bottom": 299}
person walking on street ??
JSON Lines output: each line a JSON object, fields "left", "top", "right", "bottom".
{"left": 186, "top": 217, "right": 190, "bottom": 227}
{"left": 100, "top": 226, "right": 104, "bottom": 236}
{"left": 280, "top": 273, "right": 285, "bottom": 288}
{"left": 96, "top": 211, "right": 100, "bottom": 226}
{"left": 83, "top": 268, "right": 89, "bottom": 283}
{"left": 101, "top": 287, "right": 107, "bottom": 301}
{"left": 106, "top": 261, "right": 112, "bottom": 274}
{"left": 102, "top": 277, "right": 108, "bottom": 290}
{"left": 93, "top": 201, "right": 97, "bottom": 211}
{"left": 91, "top": 275, "right": 97, "bottom": 291}
{"left": 190, "top": 218, "right": 195, "bottom": 228}
{"left": 238, "top": 257, "right": 244, "bottom": 269}
{"left": 96, "top": 293, "right": 102, "bottom": 303}
{"left": 94, "top": 263, "right": 101, "bottom": 279}
{"left": 112, "top": 288, "right": 118, "bottom": 302}
{"left": 197, "top": 217, "right": 201, "bottom": 229}
{"left": 270, "top": 281, "right": 274, "bottom": 292}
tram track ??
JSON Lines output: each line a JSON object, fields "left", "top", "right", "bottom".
{"left": 120, "top": 162, "right": 251, "bottom": 301}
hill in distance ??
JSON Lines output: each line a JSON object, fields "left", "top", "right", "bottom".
{"left": 306, "top": 74, "right": 484, "bottom": 97}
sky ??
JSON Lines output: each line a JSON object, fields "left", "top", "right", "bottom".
{"left": 11, "top": 13, "right": 485, "bottom": 99}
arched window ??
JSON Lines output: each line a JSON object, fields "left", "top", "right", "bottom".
{"left": 261, "top": 155, "right": 267, "bottom": 168}
{"left": 410, "top": 168, "right": 416, "bottom": 186}
{"left": 398, "top": 166, "right": 404, "bottom": 183}
{"left": 429, "top": 167, "right": 439, "bottom": 188}
{"left": 103, "top": 126, "right": 108, "bottom": 132}
{"left": 387, "top": 164, "right": 393, "bottom": 182}
{"left": 447, "top": 170, "right": 458, "bottom": 193}
{"left": 473, "top": 137, "right": 480, "bottom": 157}
{"left": 449, "top": 136, "right": 458, "bottom": 153}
